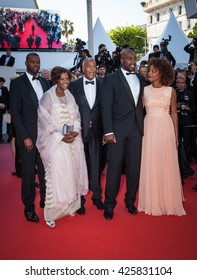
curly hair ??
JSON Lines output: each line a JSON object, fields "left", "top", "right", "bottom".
{"left": 51, "top": 66, "right": 72, "bottom": 84}
{"left": 147, "top": 58, "right": 175, "bottom": 86}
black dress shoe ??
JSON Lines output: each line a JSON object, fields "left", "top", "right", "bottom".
{"left": 192, "top": 184, "right": 197, "bottom": 191}
{"left": 125, "top": 203, "right": 138, "bottom": 215}
{"left": 24, "top": 211, "right": 39, "bottom": 222}
{"left": 76, "top": 196, "right": 86, "bottom": 215}
{"left": 103, "top": 208, "right": 114, "bottom": 220}
{"left": 34, "top": 182, "right": 40, "bottom": 188}
{"left": 40, "top": 201, "right": 45, "bottom": 208}
{"left": 92, "top": 199, "right": 105, "bottom": 210}
{"left": 76, "top": 206, "right": 85, "bottom": 215}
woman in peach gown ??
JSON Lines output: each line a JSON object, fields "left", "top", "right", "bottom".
{"left": 138, "top": 58, "right": 186, "bottom": 216}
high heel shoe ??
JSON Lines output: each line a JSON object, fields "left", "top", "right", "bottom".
{"left": 46, "top": 220, "right": 56, "bottom": 228}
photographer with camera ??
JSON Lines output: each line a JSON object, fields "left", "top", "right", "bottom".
{"left": 159, "top": 37, "right": 176, "bottom": 67}
{"left": 148, "top": 44, "right": 160, "bottom": 60}
{"left": 70, "top": 38, "right": 91, "bottom": 73}
{"left": 184, "top": 38, "right": 197, "bottom": 62}
{"left": 95, "top": 44, "right": 113, "bottom": 73}
{"left": 176, "top": 75, "right": 197, "bottom": 165}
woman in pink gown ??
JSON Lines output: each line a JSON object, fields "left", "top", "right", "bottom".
{"left": 138, "top": 58, "right": 186, "bottom": 216}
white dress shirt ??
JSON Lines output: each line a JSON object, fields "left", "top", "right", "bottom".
{"left": 83, "top": 77, "right": 96, "bottom": 109}
{"left": 26, "top": 72, "right": 44, "bottom": 101}
{"left": 121, "top": 68, "right": 140, "bottom": 106}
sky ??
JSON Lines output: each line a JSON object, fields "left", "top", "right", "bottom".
{"left": 37, "top": 0, "right": 147, "bottom": 41}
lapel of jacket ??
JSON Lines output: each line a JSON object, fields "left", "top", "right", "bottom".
{"left": 91, "top": 77, "right": 100, "bottom": 110}
{"left": 82, "top": 77, "right": 92, "bottom": 109}
{"left": 135, "top": 73, "right": 144, "bottom": 107}
{"left": 117, "top": 70, "right": 135, "bottom": 106}
{"left": 23, "top": 73, "right": 38, "bottom": 108}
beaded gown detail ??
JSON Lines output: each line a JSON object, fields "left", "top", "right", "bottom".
{"left": 138, "top": 85, "right": 186, "bottom": 216}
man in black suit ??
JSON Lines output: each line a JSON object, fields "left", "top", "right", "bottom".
{"left": 148, "top": 44, "right": 160, "bottom": 60}
{"left": 69, "top": 58, "right": 105, "bottom": 213}
{"left": 159, "top": 42, "right": 176, "bottom": 68}
{"left": 184, "top": 38, "right": 197, "bottom": 62}
{"left": 0, "top": 48, "right": 15, "bottom": 66}
{"left": 10, "top": 53, "right": 50, "bottom": 222}
{"left": 0, "top": 77, "right": 9, "bottom": 142}
{"left": 100, "top": 48, "right": 145, "bottom": 220}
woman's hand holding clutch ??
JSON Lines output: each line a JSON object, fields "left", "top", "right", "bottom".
{"left": 62, "top": 131, "right": 78, "bottom": 144}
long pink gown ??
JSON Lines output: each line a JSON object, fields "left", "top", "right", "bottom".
{"left": 138, "top": 85, "right": 186, "bottom": 216}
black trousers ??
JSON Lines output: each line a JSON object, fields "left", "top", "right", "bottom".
{"left": 19, "top": 144, "right": 46, "bottom": 212}
{"left": 83, "top": 131, "right": 103, "bottom": 201}
{"left": 104, "top": 124, "right": 142, "bottom": 209}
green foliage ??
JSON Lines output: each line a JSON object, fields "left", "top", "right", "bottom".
{"left": 108, "top": 25, "right": 147, "bottom": 55}
{"left": 188, "top": 23, "right": 197, "bottom": 38}
{"left": 61, "top": 19, "right": 74, "bottom": 42}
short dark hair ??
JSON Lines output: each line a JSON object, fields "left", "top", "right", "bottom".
{"left": 82, "top": 49, "right": 90, "bottom": 56}
{"left": 98, "top": 44, "right": 106, "bottom": 50}
{"left": 0, "top": 77, "right": 5, "bottom": 83}
{"left": 51, "top": 66, "right": 72, "bottom": 84}
{"left": 26, "top": 52, "right": 39, "bottom": 61}
{"left": 98, "top": 64, "right": 106, "bottom": 70}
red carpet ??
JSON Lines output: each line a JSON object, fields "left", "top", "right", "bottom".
{"left": 0, "top": 143, "right": 197, "bottom": 260}
{"left": 3, "top": 18, "right": 61, "bottom": 49}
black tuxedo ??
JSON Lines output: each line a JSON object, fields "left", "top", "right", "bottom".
{"left": 100, "top": 69, "right": 145, "bottom": 209}
{"left": 0, "top": 86, "right": 9, "bottom": 141}
{"left": 69, "top": 77, "right": 104, "bottom": 201}
{"left": 10, "top": 73, "right": 50, "bottom": 212}
{"left": 0, "top": 54, "right": 15, "bottom": 66}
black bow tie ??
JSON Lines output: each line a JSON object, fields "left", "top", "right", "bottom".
{"left": 126, "top": 72, "right": 136, "bottom": 75}
{"left": 32, "top": 76, "right": 40, "bottom": 81}
{"left": 85, "top": 80, "right": 94, "bottom": 85}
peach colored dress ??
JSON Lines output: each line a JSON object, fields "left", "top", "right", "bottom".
{"left": 138, "top": 85, "right": 186, "bottom": 216}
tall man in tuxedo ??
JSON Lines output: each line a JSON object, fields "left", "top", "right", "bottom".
{"left": 10, "top": 53, "right": 50, "bottom": 222}
{"left": 101, "top": 48, "right": 145, "bottom": 220}
{"left": 69, "top": 58, "right": 105, "bottom": 213}
{"left": 0, "top": 48, "right": 15, "bottom": 66}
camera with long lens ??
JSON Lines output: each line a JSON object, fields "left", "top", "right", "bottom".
{"left": 193, "top": 38, "right": 197, "bottom": 49}
{"left": 180, "top": 95, "right": 189, "bottom": 116}
{"left": 161, "top": 35, "right": 171, "bottom": 49}
{"left": 99, "top": 47, "right": 111, "bottom": 61}
{"left": 75, "top": 38, "right": 86, "bottom": 52}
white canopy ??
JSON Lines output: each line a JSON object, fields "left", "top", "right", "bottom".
{"left": 139, "top": 13, "right": 190, "bottom": 69}
{"left": 86, "top": 17, "right": 116, "bottom": 56}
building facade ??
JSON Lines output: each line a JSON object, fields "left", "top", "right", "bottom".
{"left": 142, "top": 0, "right": 197, "bottom": 47}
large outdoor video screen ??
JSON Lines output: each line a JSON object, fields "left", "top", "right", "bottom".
{"left": 0, "top": 7, "right": 62, "bottom": 50}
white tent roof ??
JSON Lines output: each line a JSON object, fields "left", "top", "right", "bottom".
{"left": 139, "top": 13, "right": 190, "bottom": 69}
{"left": 86, "top": 17, "right": 116, "bottom": 56}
